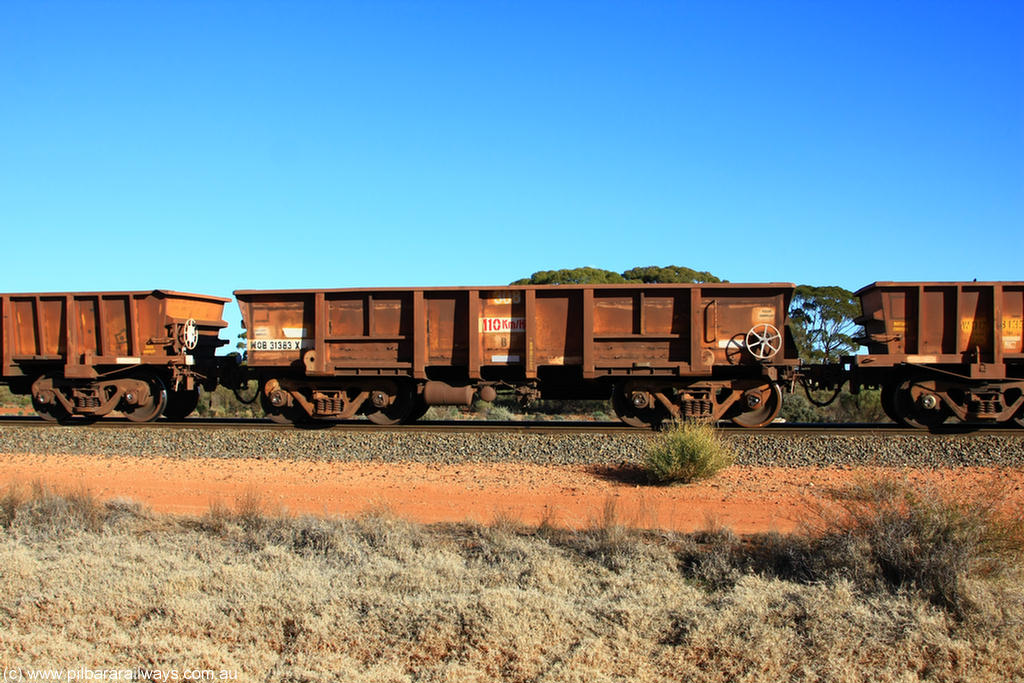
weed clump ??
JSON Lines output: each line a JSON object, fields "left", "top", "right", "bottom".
{"left": 643, "top": 421, "right": 733, "bottom": 485}
{"left": 806, "top": 478, "right": 1024, "bottom": 615}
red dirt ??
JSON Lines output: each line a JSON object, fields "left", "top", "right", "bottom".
{"left": 0, "top": 453, "right": 1021, "bottom": 533}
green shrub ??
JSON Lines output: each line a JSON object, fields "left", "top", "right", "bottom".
{"left": 643, "top": 421, "right": 734, "bottom": 484}
{"left": 0, "top": 386, "right": 31, "bottom": 409}
{"left": 486, "top": 404, "right": 513, "bottom": 421}
{"left": 780, "top": 388, "right": 886, "bottom": 423}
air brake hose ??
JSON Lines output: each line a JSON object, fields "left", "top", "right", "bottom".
{"left": 800, "top": 379, "right": 843, "bottom": 407}
{"left": 233, "top": 382, "right": 260, "bottom": 405}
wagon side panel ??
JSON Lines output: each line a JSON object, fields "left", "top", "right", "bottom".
{"left": 857, "top": 282, "right": 1024, "bottom": 367}
{"left": 425, "top": 291, "right": 467, "bottom": 369}
{"left": 589, "top": 286, "right": 695, "bottom": 374}
{"left": 321, "top": 291, "right": 414, "bottom": 373}
{"left": 1002, "top": 286, "right": 1024, "bottom": 358}
{"left": 531, "top": 288, "right": 581, "bottom": 372}
{"left": 477, "top": 288, "right": 526, "bottom": 369}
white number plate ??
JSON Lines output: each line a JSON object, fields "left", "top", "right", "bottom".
{"left": 248, "top": 339, "right": 309, "bottom": 352}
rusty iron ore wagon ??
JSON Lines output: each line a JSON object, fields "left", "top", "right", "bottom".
{"left": 235, "top": 283, "right": 800, "bottom": 427}
{"left": 0, "top": 290, "right": 229, "bottom": 422}
{"left": 807, "top": 281, "right": 1024, "bottom": 428}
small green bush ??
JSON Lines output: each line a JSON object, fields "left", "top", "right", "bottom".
{"left": 486, "top": 404, "right": 513, "bottom": 421}
{"left": 643, "top": 421, "right": 734, "bottom": 484}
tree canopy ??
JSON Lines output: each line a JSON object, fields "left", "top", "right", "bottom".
{"left": 620, "top": 266, "right": 722, "bottom": 284}
{"left": 510, "top": 268, "right": 628, "bottom": 285}
{"left": 511, "top": 265, "right": 722, "bottom": 285}
{"left": 789, "top": 285, "right": 862, "bottom": 363}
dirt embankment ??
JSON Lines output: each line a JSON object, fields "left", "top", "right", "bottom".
{"left": 1, "top": 452, "right": 1020, "bottom": 533}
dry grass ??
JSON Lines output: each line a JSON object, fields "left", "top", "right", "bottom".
{"left": 0, "top": 481, "right": 1021, "bottom": 681}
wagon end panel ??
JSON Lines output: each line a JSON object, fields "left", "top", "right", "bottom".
{"left": 698, "top": 285, "right": 795, "bottom": 369}
{"left": 154, "top": 292, "right": 230, "bottom": 360}
{"left": 237, "top": 292, "right": 315, "bottom": 368}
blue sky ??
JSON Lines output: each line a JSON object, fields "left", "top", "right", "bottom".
{"left": 1, "top": 1, "right": 1021, "bottom": 336}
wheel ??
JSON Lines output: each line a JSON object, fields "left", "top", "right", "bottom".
{"left": 122, "top": 374, "right": 168, "bottom": 422}
{"left": 893, "top": 381, "right": 949, "bottom": 430}
{"left": 879, "top": 385, "right": 906, "bottom": 425}
{"left": 1007, "top": 390, "right": 1024, "bottom": 428}
{"left": 260, "top": 392, "right": 301, "bottom": 424}
{"left": 33, "top": 395, "right": 70, "bottom": 423}
{"left": 403, "top": 397, "right": 430, "bottom": 424}
{"left": 163, "top": 389, "right": 200, "bottom": 421}
{"left": 612, "top": 384, "right": 665, "bottom": 429}
{"left": 366, "top": 384, "right": 414, "bottom": 425}
{"left": 730, "top": 382, "right": 783, "bottom": 428}
{"left": 30, "top": 375, "right": 71, "bottom": 423}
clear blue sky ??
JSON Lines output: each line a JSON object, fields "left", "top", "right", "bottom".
{"left": 1, "top": 1, "right": 1021, "bottom": 335}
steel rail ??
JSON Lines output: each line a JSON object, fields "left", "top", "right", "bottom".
{"left": 0, "top": 415, "right": 1020, "bottom": 437}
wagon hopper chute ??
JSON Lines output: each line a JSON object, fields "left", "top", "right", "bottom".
{"left": 235, "top": 283, "right": 799, "bottom": 428}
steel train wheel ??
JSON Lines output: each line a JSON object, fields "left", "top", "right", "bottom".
{"left": 31, "top": 375, "right": 71, "bottom": 423}
{"left": 123, "top": 374, "right": 168, "bottom": 423}
{"left": 163, "top": 389, "right": 201, "bottom": 421}
{"left": 880, "top": 385, "right": 906, "bottom": 425}
{"left": 259, "top": 392, "right": 302, "bottom": 424}
{"left": 611, "top": 384, "right": 666, "bottom": 429}
{"left": 730, "top": 382, "right": 783, "bottom": 428}
{"left": 893, "top": 381, "right": 949, "bottom": 430}
{"left": 33, "top": 396, "right": 70, "bottom": 423}
{"left": 403, "top": 397, "right": 430, "bottom": 424}
{"left": 366, "top": 384, "right": 414, "bottom": 425}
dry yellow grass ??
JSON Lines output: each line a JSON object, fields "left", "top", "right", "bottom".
{"left": 0, "top": 483, "right": 1021, "bottom": 682}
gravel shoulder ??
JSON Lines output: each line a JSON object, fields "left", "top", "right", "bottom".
{"left": 1, "top": 424, "right": 1022, "bottom": 466}
{"left": 1, "top": 424, "right": 1021, "bottom": 534}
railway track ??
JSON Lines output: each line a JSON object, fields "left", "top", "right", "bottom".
{"left": 0, "top": 414, "right": 1020, "bottom": 437}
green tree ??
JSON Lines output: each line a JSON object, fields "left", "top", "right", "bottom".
{"left": 789, "top": 285, "right": 861, "bottom": 363}
{"left": 511, "top": 267, "right": 628, "bottom": 285}
{"left": 621, "top": 265, "right": 722, "bottom": 283}
{"left": 511, "top": 265, "right": 723, "bottom": 285}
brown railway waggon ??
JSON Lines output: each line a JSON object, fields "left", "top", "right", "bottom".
{"left": 235, "top": 283, "right": 800, "bottom": 428}
{"left": 837, "top": 281, "right": 1024, "bottom": 428}
{"left": 0, "top": 290, "right": 229, "bottom": 422}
